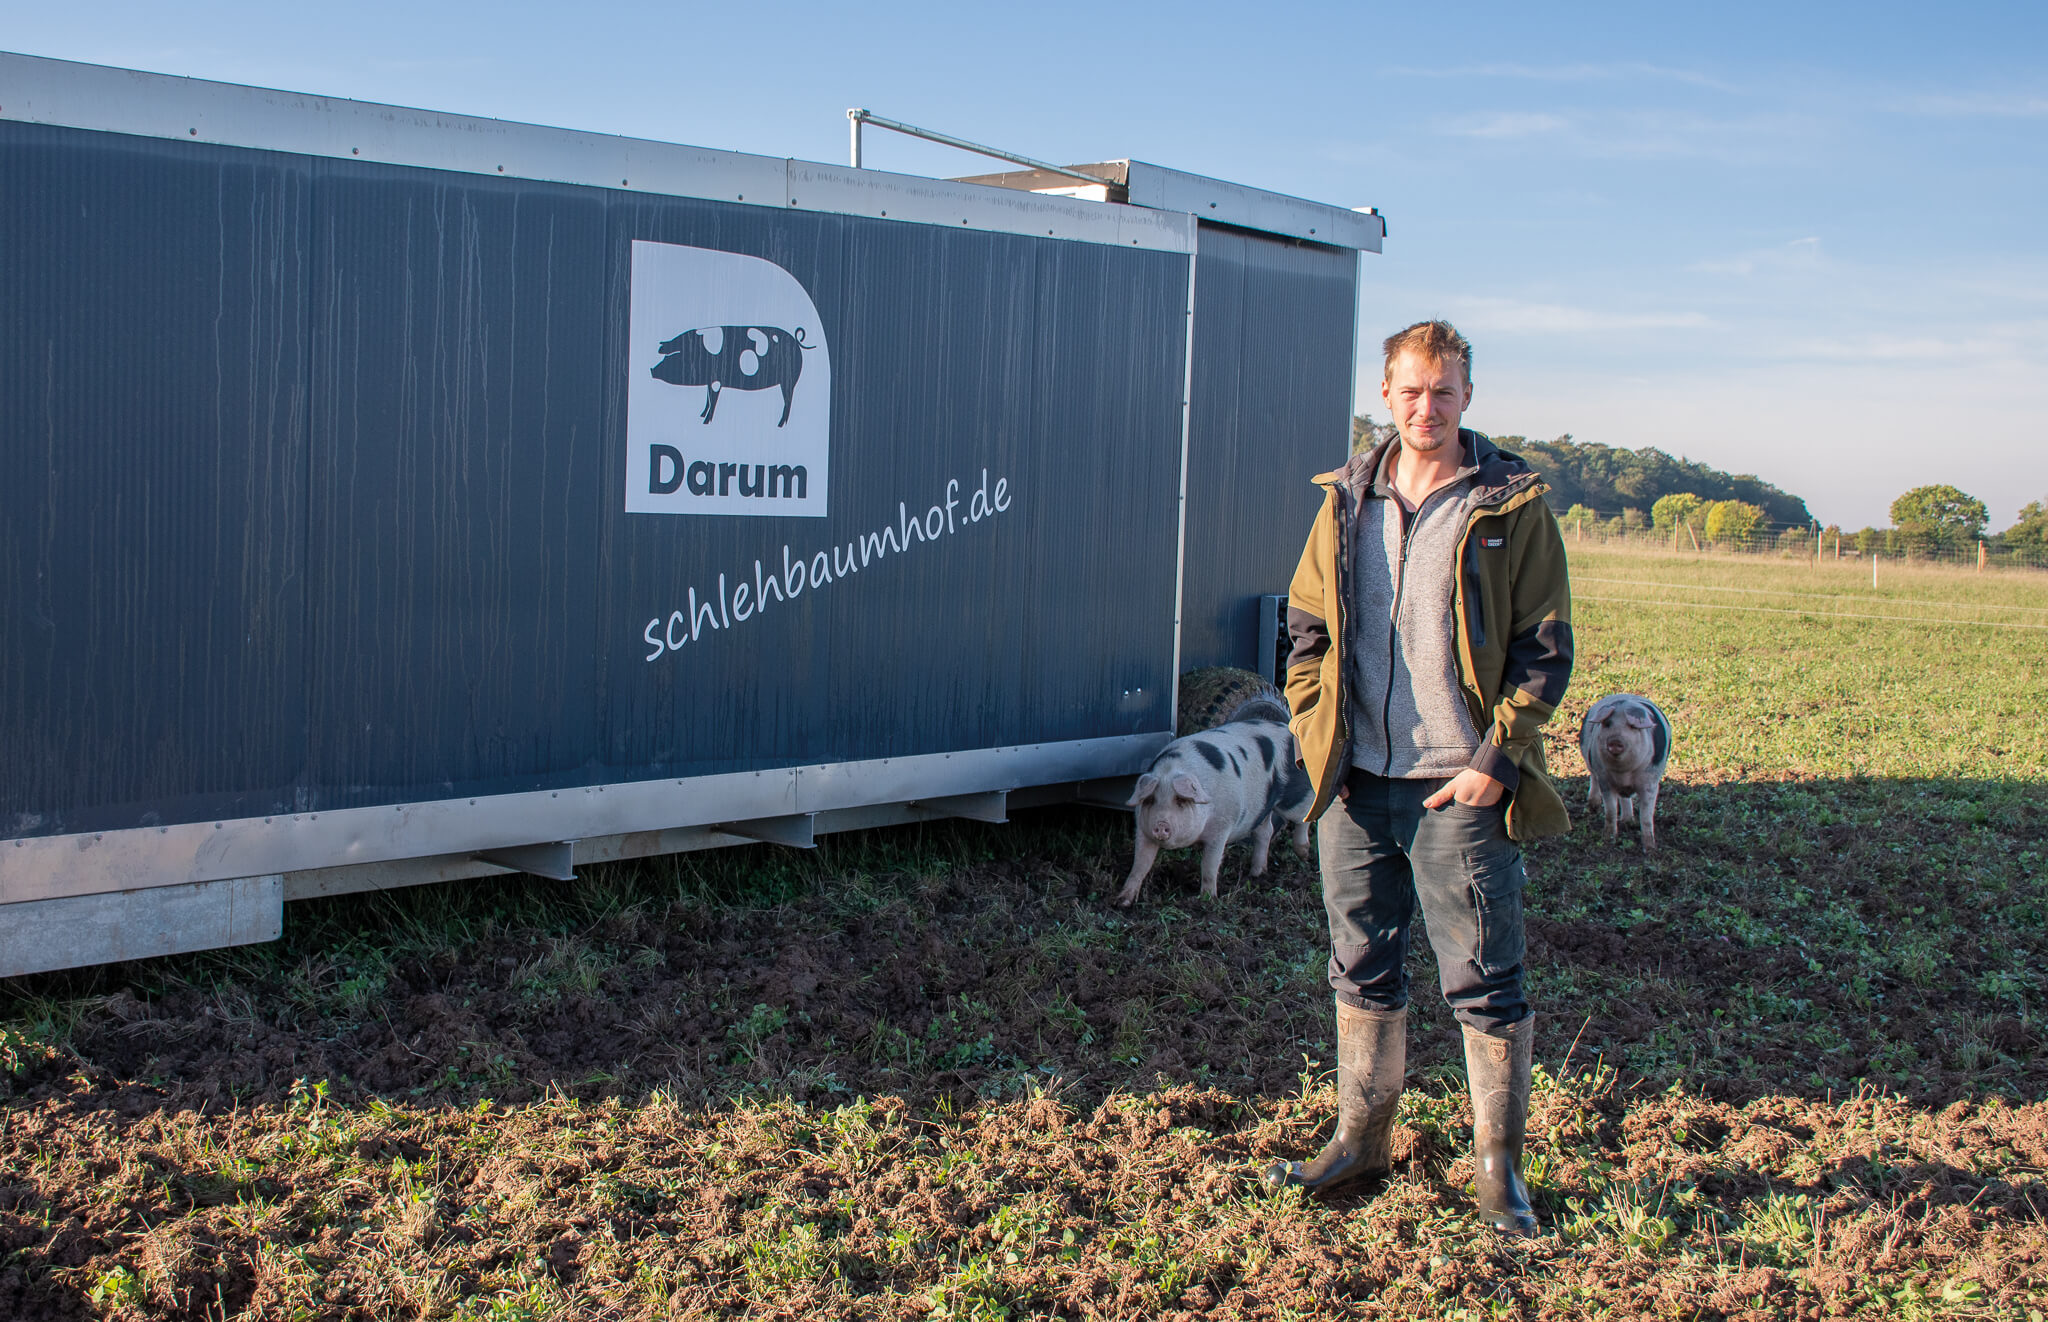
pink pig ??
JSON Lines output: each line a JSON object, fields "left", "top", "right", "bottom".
{"left": 1579, "top": 694, "right": 1674, "bottom": 850}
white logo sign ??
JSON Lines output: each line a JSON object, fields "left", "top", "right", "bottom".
{"left": 624, "top": 241, "right": 831, "bottom": 517}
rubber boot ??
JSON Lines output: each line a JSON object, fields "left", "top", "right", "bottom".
{"left": 1462, "top": 1014, "right": 1539, "bottom": 1236}
{"left": 1261, "top": 1000, "right": 1405, "bottom": 1195}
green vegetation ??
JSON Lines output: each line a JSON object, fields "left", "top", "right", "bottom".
{"left": 0, "top": 548, "right": 2043, "bottom": 1319}
{"left": 1350, "top": 419, "right": 1814, "bottom": 527}
{"left": 1891, "top": 484, "right": 1991, "bottom": 548}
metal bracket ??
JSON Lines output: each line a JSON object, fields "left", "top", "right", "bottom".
{"left": 906, "top": 790, "right": 1009, "bottom": 824}
{"left": 1258, "top": 593, "right": 1289, "bottom": 687}
{"left": 712, "top": 814, "right": 818, "bottom": 849}
{"left": 472, "top": 841, "right": 578, "bottom": 881}
{"left": 1074, "top": 776, "right": 1139, "bottom": 810}
{"left": 847, "top": 108, "right": 1114, "bottom": 188}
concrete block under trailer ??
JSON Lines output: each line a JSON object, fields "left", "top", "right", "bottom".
{"left": 0, "top": 53, "right": 1380, "bottom": 977}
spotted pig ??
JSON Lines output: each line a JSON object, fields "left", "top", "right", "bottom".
{"left": 1118, "top": 697, "right": 1314, "bottom": 906}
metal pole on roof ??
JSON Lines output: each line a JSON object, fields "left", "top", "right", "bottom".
{"left": 842, "top": 108, "right": 1109, "bottom": 187}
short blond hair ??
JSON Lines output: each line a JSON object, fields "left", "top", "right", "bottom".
{"left": 1382, "top": 320, "right": 1472, "bottom": 383}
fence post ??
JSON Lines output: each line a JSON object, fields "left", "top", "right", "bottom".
{"left": 1978, "top": 539, "right": 1987, "bottom": 572}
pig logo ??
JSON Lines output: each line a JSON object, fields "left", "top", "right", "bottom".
{"left": 651, "top": 324, "right": 814, "bottom": 427}
{"left": 625, "top": 242, "right": 832, "bottom": 518}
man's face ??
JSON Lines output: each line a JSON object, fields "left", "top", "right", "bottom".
{"left": 1380, "top": 351, "right": 1472, "bottom": 456}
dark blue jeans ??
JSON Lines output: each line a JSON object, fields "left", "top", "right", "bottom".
{"left": 1318, "top": 768, "right": 1530, "bottom": 1033}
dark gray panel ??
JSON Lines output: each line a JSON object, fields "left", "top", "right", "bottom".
{"left": 0, "top": 124, "right": 309, "bottom": 835}
{"left": 304, "top": 166, "right": 611, "bottom": 804}
{"left": 1179, "top": 226, "right": 1357, "bottom": 673}
{"left": 2, "top": 125, "right": 1192, "bottom": 832}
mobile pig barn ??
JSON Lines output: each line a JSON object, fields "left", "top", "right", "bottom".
{"left": 0, "top": 53, "right": 1383, "bottom": 976}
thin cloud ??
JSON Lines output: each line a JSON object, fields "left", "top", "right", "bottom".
{"left": 1901, "top": 91, "right": 2048, "bottom": 117}
{"left": 1431, "top": 107, "right": 1826, "bottom": 163}
{"left": 1442, "top": 111, "right": 1569, "bottom": 139}
{"left": 1450, "top": 297, "right": 1713, "bottom": 334}
{"left": 1784, "top": 325, "right": 2048, "bottom": 364}
{"left": 1689, "top": 236, "right": 1822, "bottom": 277}
{"left": 1387, "top": 61, "right": 1742, "bottom": 93}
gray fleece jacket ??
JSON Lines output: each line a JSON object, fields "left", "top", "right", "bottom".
{"left": 1346, "top": 435, "right": 1488, "bottom": 779}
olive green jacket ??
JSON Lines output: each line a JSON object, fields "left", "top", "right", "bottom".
{"left": 1284, "top": 430, "right": 1575, "bottom": 840}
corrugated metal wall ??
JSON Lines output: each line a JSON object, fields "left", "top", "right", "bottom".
{"left": 1, "top": 123, "right": 1190, "bottom": 836}
{"left": 1178, "top": 225, "right": 1358, "bottom": 674}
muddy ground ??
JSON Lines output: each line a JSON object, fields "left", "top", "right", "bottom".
{"left": 1, "top": 763, "right": 2044, "bottom": 1320}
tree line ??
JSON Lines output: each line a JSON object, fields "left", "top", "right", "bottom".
{"left": 1350, "top": 418, "right": 2046, "bottom": 558}
{"left": 1350, "top": 420, "right": 1813, "bottom": 525}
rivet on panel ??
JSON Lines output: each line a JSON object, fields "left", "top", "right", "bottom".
{"left": 189, "top": 128, "right": 197, "bottom": 136}
{"left": 351, "top": 147, "right": 359, "bottom": 155}
{"left": 497, "top": 165, "right": 505, "bottom": 172}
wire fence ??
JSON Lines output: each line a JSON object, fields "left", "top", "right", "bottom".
{"left": 1553, "top": 509, "right": 2048, "bottom": 573}
{"left": 1571, "top": 574, "right": 2048, "bottom": 631}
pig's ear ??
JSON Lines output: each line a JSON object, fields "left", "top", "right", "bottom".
{"left": 1127, "top": 774, "right": 1159, "bottom": 806}
{"left": 1171, "top": 774, "right": 1211, "bottom": 804}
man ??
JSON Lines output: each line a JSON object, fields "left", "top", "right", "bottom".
{"left": 1261, "top": 320, "right": 1572, "bottom": 1237}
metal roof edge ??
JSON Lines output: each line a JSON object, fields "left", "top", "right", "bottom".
{"left": 1121, "top": 160, "right": 1383, "bottom": 252}
{"left": 0, "top": 52, "right": 1193, "bottom": 254}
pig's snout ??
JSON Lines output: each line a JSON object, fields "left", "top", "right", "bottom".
{"left": 1147, "top": 818, "right": 1175, "bottom": 842}
{"left": 1603, "top": 737, "right": 1629, "bottom": 759}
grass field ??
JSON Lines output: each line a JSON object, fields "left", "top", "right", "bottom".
{"left": 1, "top": 547, "right": 2043, "bottom": 1320}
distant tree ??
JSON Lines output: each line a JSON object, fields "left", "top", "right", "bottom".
{"left": 1621, "top": 507, "right": 1649, "bottom": 531}
{"left": 1652, "top": 492, "right": 1705, "bottom": 532}
{"left": 1351, "top": 414, "right": 1395, "bottom": 456}
{"left": 1889, "top": 484, "right": 1988, "bottom": 549}
{"left": 1999, "top": 498, "right": 2048, "bottom": 551}
{"left": 1704, "top": 500, "right": 1766, "bottom": 548}
{"left": 1853, "top": 526, "right": 1885, "bottom": 556}
{"left": 1562, "top": 503, "right": 1597, "bottom": 537}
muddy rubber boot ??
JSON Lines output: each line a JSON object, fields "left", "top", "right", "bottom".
{"left": 1462, "top": 1015, "right": 1539, "bottom": 1237}
{"left": 1260, "top": 1001, "right": 1405, "bottom": 1196}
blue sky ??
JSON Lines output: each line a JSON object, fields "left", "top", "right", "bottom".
{"left": 5, "top": 1, "right": 2044, "bottom": 528}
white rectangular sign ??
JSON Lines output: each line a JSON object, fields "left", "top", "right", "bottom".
{"left": 624, "top": 240, "right": 831, "bottom": 517}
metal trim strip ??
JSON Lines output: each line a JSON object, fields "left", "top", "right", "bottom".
{"left": 1127, "top": 161, "right": 1384, "bottom": 252}
{"left": 0, "top": 53, "right": 1193, "bottom": 253}
{"left": 1168, "top": 236, "right": 1201, "bottom": 732}
{"left": 0, "top": 875, "right": 282, "bottom": 978}
{"left": 0, "top": 734, "right": 1169, "bottom": 906}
